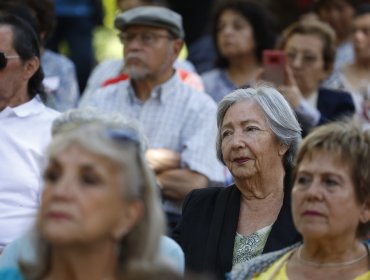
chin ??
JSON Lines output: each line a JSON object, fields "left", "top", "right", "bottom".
{"left": 298, "top": 225, "right": 329, "bottom": 239}
{"left": 125, "top": 66, "right": 150, "bottom": 80}
{"left": 40, "top": 225, "right": 78, "bottom": 244}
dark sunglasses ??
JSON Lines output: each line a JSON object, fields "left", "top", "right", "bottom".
{"left": 0, "top": 52, "right": 19, "bottom": 69}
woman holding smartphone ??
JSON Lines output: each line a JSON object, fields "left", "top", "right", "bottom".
{"left": 276, "top": 20, "right": 355, "bottom": 135}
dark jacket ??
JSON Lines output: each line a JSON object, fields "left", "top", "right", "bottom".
{"left": 172, "top": 184, "right": 302, "bottom": 279}
{"left": 317, "top": 87, "right": 355, "bottom": 125}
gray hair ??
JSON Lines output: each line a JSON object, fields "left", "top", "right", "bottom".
{"left": 21, "top": 117, "right": 165, "bottom": 279}
{"left": 51, "top": 107, "right": 148, "bottom": 153}
{"left": 216, "top": 86, "right": 302, "bottom": 172}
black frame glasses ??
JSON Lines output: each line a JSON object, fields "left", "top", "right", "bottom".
{"left": 0, "top": 52, "right": 19, "bottom": 70}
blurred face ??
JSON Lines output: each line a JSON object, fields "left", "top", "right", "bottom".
{"left": 122, "top": 25, "right": 181, "bottom": 81}
{"left": 0, "top": 25, "right": 28, "bottom": 110}
{"left": 285, "top": 34, "right": 329, "bottom": 95}
{"left": 318, "top": 0, "right": 354, "bottom": 39}
{"left": 292, "top": 150, "right": 368, "bottom": 239}
{"left": 217, "top": 9, "right": 256, "bottom": 59}
{"left": 352, "top": 14, "right": 370, "bottom": 61}
{"left": 39, "top": 144, "right": 138, "bottom": 245}
{"left": 220, "top": 100, "right": 285, "bottom": 182}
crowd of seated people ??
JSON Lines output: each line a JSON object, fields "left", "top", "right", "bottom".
{"left": 1, "top": 0, "right": 370, "bottom": 279}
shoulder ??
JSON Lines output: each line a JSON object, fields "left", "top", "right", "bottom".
{"left": 38, "top": 104, "right": 61, "bottom": 120}
{"left": 201, "top": 68, "right": 222, "bottom": 80}
{"left": 28, "top": 97, "right": 61, "bottom": 120}
{"left": 93, "top": 59, "right": 123, "bottom": 73}
{"left": 159, "top": 236, "right": 184, "bottom": 274}
{"left": 171, "top": 80, "right": 217, "bottom": 110}
{"left": 42, "top": 50, "right": 75, "bottom": 70}
{"left": 230, "top": 243, "right": 300, "bottom": 280}
{"left": 0, "top": 268, "right": 24, "bottom": 280}
{"left": 318, "top": 87, "right": 352, "bottom": 99}
{"left": 183, "top": 185, "right": 237, "bottom": 210}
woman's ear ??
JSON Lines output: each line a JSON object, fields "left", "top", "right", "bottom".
{"left": 359, "top": 199, "right": 370, "bottom": 224}
{"left": 278, "top": 143, "right": 289, "bottom": 157}
{"left": 112, "top": 200, "right": 144, "bottom": 240}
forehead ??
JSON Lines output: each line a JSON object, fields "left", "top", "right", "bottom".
{"left": 298, "top": 149, "right": 350, "bottom": 174}
{"left": 219, "top": 9, "right": 250, "bottom": 24}
{"left": 123, "top": 25, "right": 169, "bottom": 34}
{"left": 0, "top": 25, "right": 14, "bottom": 51}
{"left": 354, "top": 14, "right": 370, "bottom": 26}
{"left": 53, "top": 143, "right": 116, "bottom": 169}
{"left": 223, "top": 99, "right": 267, "bottom": 125}
{"left": 285, "top": 33, "right": 324, "bottom": 52}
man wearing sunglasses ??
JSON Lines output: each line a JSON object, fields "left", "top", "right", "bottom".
{"left": 0, "top": 13, "right": 59, "bottom": 252}
{"left": 79, "top": 6, "right": 224, "bottom": 230}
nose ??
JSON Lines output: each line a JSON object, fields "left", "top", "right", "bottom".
{"left": 290, "top": 54, "right": 303, "bottom": 68}
{"left": 305, "top": 179, "right": 324, "bottom": 200}
{"left": 49, "top": 175, "right": 75, "bottom": 200}
{"left": 220, "top": 24, "right": 234, "bottom": 36}
{"left": 230, "top": 130, "right": 246, "bottom": 149}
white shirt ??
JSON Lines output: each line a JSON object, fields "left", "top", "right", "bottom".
{"left": 0, "top": 97, "right": 59, "bottom": 250}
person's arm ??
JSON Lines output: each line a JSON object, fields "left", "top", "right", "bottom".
{"left": 278, "top": 65, "right": 320, "bottom": 132}
{"left": 157, "top": 169, "right": 208, "bottom": 201}
{"left": 145, "top": 148, "right": 181, "bottom": 174}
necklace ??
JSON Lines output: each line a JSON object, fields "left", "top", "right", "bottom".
{"left": 297, "top": 246, "right": 368, "bottom": 267}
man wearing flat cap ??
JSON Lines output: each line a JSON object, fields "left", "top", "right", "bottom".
{"left": 79, "top": 6, "right": 224, "bottom": 229}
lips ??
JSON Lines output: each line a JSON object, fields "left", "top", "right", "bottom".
{"left": 233, "top": 157, "right": 251, "bottom": 165}
{"left": 302, "top": 210, "right": 323, "bottom": 217}
{"left": 47, "top": 211, "right": 72, "bottom": 220}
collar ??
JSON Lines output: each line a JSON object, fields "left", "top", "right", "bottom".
{"left": 128, "top": 71, "right": 180, "bottom": 105}
{"left": 0, "top": 96, "right": 45, "bottom": 118}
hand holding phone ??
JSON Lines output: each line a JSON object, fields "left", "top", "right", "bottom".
{"left": 262, "top": 50, "right": 287, "bottom": 86}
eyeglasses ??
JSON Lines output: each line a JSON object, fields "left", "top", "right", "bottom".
{"left": 118, "top": 32, "right": 173, "bottom": 46}
{"left": 0, "top": 52, "right": 19, "bottom": 70}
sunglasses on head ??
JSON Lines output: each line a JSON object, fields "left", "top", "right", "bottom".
{"left": 0, "top": 52, "right": 19, "bottom": 69}
{"left": 104, "top": 128, "right": 141, "bottom": 146}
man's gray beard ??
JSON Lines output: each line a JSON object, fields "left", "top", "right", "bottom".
{"left": 124, "top": 65, "right": 151, "bottom": 80}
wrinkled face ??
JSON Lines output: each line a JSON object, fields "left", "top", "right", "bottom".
{"left": 0, "top": 25, "right": 27, "bottom": 110}
{"left": 122, "top": 25, "right": 179, "bottom": 80}
{"left": 292, "top": 150, "right": 369, "bottom": 239}
{"left": 220, "top": 100, "right": 284, "bottom": 182}
{"left": 318, "top": 0, "right": 354, "bottom": 38}
{"left": 39, "top": 144, "right": 138, "bottom": 245}
{"left": 352, "top": 14, "right": 370, "bottom": 61}
{"left": 284, "top": 34, "right": 329, "bottom": 95}
{"left": 217, "top": 9, "right": 256, "bottom": 59}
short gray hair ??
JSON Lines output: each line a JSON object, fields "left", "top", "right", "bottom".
{"left": 51, "top": 107, "right": 148, "bottom": 153}
{"left": 216, "top": 86, "right": 302, "bottom": 172}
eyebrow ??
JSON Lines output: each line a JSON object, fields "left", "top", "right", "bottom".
{"left": 221, "top": 119, "right": 263, "bottom": 129}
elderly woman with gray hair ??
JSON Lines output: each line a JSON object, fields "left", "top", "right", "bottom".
{"left": 231, "top": 119, "right": 370, "bottom": 280}
{"left": 172, "top": 86, "right": 303, "bottom": 279}
{"left": 0, "top": 108, "right": 185, "bottom": 279}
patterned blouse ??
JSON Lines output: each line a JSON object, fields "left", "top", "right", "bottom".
{"left": 232, "top": 224, "right": 272, "bottom": 266}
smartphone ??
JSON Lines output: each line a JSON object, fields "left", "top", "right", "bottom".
{"left": 262, "top": 50, "right": 287, "bottom": 85}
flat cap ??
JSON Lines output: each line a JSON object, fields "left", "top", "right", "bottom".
{"left": 115, "top": 6, "right": 184, "bottom": 39}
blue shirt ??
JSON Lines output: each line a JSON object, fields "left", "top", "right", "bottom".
{"left": 0, "top": 268, "right": 24, "bottom": 280}
{"left": 42, "top": 49, "right": 79, "bottom": 112}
